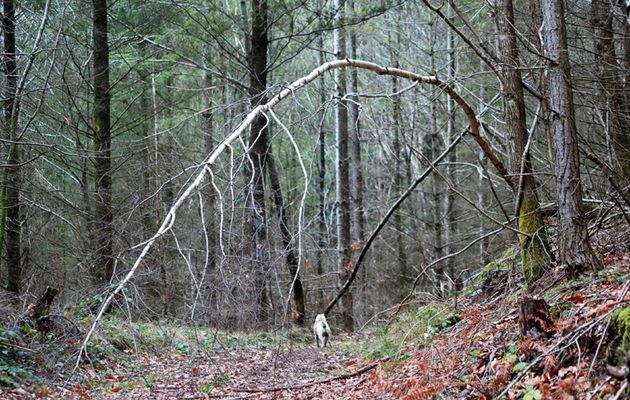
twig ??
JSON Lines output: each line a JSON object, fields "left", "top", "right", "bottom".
{"left": 231, "top": 358, "right": 386, "bottom": 393}
{"left": 496, "top": 279, "right": 630, "bottom": 398}
{"left": 0, "top": 339, "right": 36, "bottom": 353}
{"left": 324, "top": 130, "right": 466, "bottom": 316}
{"left": 396, "top": 225, "right": 507, "bottom": 317}
{"left": 589, "top": 279, "right": 630, "bottom": 375}
{"left": 408, "top": 144, "right": 526, "bottom": 236}
{"left": 612, "top": 381, "right": 628, "bottom": 400}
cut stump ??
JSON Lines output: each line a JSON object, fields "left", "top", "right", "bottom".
{"left": 27, "top": 286, "right": 58, "bottom": 334}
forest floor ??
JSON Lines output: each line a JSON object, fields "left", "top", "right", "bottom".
{"left": 1, "top": 224, "right": 630, "bottom": 399}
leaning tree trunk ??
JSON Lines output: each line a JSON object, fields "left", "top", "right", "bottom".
{"left": 334, "top": 0, "right": 353, "bottom": 331}
{"left": 494, "top": 0, "right": 551, "bottom": 283}
{"left": 541, "top": 0, "right": 601, "bottom": 274}
{"left": 92, "top": 0, "right": 114, "bottom": 286}
{"left": 247, "top": 0, "right": 270, "bottom": 323}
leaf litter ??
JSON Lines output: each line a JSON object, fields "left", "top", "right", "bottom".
{"left": 1, "top": 225, "right": 629, "bottom": 399}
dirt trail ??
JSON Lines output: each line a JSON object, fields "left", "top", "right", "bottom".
{"left": 60, "top": 345, "right": 380, "bottom": 399}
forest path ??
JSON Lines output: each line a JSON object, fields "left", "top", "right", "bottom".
{"left": 69, "top": 341, "right": 380, "bottom": 399}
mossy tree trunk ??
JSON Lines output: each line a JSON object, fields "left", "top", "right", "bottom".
{"left": 608, "top": 306, "right": 630, "bottom": 366}
{"left": 494, "top": 0, "right": 551, "bottom": 283}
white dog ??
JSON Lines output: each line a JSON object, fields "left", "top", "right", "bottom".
{"left": 313, "top": 314, "right": 332, "bottom": 347}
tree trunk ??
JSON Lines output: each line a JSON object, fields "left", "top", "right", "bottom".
{"left": 2, "top": 0, "right": 21, "bottom": 295}
{"left": 152, "top": 71, "right": 169, "bottom": 317}
{"left": 392, "top": 73, "right": 408, "bottom": 297}
{"left": 388, "top": 21, "right": 408, "bottom": 300}
{"left": 591, "top": 0, "right": 630, "bottom": 178}
{"left": 477, "top": 61, "right": 491, "bottom": 267}
{"left": 348, "top": 0, "right": 365, "bottom": 318}
{"left": 541, "top": 0, "right": 602, "bottom": 274}
{"left": 494, "top": 0, "right": 551, "bottom": 283}
{"left": 201, "top": 84, "right": 217, "bottom": 320}
{"left": 266, "top": 155, "right": 306, "bottom": 325}
{"left": 334, "top": 0, "right": 353, "bottom": 331}
{"left": 248, "top": 0, "right": 270, "bottom": 323}
{"left": 92, "top": 0, "right": 114, "bottom": 286}
{"left": 445, "top": 11, "right": 458, "bottom": 286}
{"left": 428, "top": 19, "right": 444, "bottom": 294}
{"left": 137, "top": 42, "right": 167, "bottom": 317}
{"left": 316, "top": 19, "right": 327, "bottom": 310}
{"left": 622, "top": 4, "right": 630, "bottom": 113}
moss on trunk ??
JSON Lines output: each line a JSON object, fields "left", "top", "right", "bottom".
{"left": 608, "top": 306, "right": 630, "bottom": 365}
{"left": 518, "top": 192, "right": 551, "bottom": 283}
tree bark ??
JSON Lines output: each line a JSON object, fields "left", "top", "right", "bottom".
{"left": 266, "top": 155, "right": 306, "bottom": 325}
{"left": 151, "top": 72, "right": 170, "bottom": 317}
{"left": 494, "top": 0, "right": 551, "bottom": 283}
{"left": 316, "top": 16, "right": 327, "bottom": 310}
{"left": 591, "top": 0, "right": 630, "bottom": 179}
{"left": 334, "top": 0, "right": 353, "bottom": 331}
{"left": 445, "top": 8, "right": 458, "bottom": 285}
{"left": 541, "top": 0, "right": 602, "bottom": 274}
{"left": 428, "top": 19, "right": 445, "bottom": 294}
{"left": 392, "top": 73, "right": 408, "bottom": 296}
{"left": 348, "top": 0, "right": 365, "bottom": 317}
{"left": 2, "top": 0, "right": 21, "bottom": 295}
{"left": 248, "top": 0, "right": 270, "bottom": 323}
{"left": 92, "top": 0, "right": 114, "bottom": 286}
{"left": 388, "top": 20, "right": 408, "bottom": 299}
{"left": 201, "top": 64, "right": 217, "bottom": 320}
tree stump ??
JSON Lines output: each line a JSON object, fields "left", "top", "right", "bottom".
{"left": 27, "top": 286, "right": 58, "bottom": 334}
{"left": 518, "top": 297, "right": 554, "bottom": 337}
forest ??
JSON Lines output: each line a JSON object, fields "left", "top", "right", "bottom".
{"left": 1, "top": 0, "right": 629, "bottom": 398}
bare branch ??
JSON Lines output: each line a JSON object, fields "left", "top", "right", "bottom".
{"left": 75, "top": 58, "right": 512, "bottom": 368}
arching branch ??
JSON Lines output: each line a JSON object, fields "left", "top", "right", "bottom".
{"left": 75, "top": 59, "right": 510, "bottom": 369}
